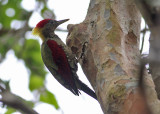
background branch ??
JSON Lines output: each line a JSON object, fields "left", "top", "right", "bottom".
{"left": 134, "top": 0, "right": 160, "bottom": 100}
{"left": 0, "top": 85, "right": 38, "bottom": 114}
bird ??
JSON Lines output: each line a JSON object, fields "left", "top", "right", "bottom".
{"left": 32, "top": 19, "right": 97, "bottom": 100}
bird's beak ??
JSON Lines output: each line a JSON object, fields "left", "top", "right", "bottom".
{"left": 57, "top": 19, "right": 69, "bottom": 26}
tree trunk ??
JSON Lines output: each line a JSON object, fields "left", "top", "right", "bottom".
{"left": 67, "top": 0, "right": 160, "bottom": 113}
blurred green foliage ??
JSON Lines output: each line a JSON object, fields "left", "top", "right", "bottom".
{"left": 40, "top": 89, "right": 59, "bottom": 109}
{"left": 0, "top": 0, "right": 59, "bottom": 113}
{"left": 5, "top": 108, "right": 16, "bottom": 114}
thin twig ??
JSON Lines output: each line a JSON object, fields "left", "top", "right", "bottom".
{"left": 140, "top": 24, "right": 147, "bottom": 54}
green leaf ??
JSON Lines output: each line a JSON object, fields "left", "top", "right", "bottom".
{"left": 0, "top": 0, "right": 26, "bottom": 29}
{"left": 29, "top": 74, "right": 44, "bottom": 91}
{"left": 5, "top": 107, "right": 16, "bottom": 114}
{"left": 41, "top": 5, "right": 55, "bottom": 19}
{"left": 13, "top": 43, "right": 22, "bottom": 59}
{"left": 0, "top": 34, "right": 16, "bottom": 58}
{"left": 40, "top": 90, "right": 59, "bottom": 109}
{"left": 22, "top": 39, "right": 46, "bottom": 77}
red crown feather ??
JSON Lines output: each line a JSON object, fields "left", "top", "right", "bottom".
{"left": 36, "top": 19, "right": 52, "bottom": 28}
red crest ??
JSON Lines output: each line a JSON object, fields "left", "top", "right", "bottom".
{"left": 36, "top": 19, "right": 52, "bottom": 28}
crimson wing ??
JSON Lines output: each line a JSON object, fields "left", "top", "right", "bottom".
{"left": 47, "top": 39, "right": 79, "bottom": 95}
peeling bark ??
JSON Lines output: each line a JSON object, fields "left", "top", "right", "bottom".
{"left": 67, "top": 0, "right": 160, "bottom": 113}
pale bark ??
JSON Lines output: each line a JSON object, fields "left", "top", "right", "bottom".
{"left": 67, "top": 0, "right": 160, "bottom": 113}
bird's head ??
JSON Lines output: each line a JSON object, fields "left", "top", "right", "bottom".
{"left": 32, "top": 19, "right": 69, "bottom": 41}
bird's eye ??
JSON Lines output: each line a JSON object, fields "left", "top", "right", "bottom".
{"left": 50, "top": 20, "right": 53, "bottom": 24}
{"left": 49, "top": 20, "right": 57, "bottom": 25}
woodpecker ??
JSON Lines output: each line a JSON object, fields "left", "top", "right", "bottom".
{"left": 32, "top": 19, "right": 97, "bottom": 100}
